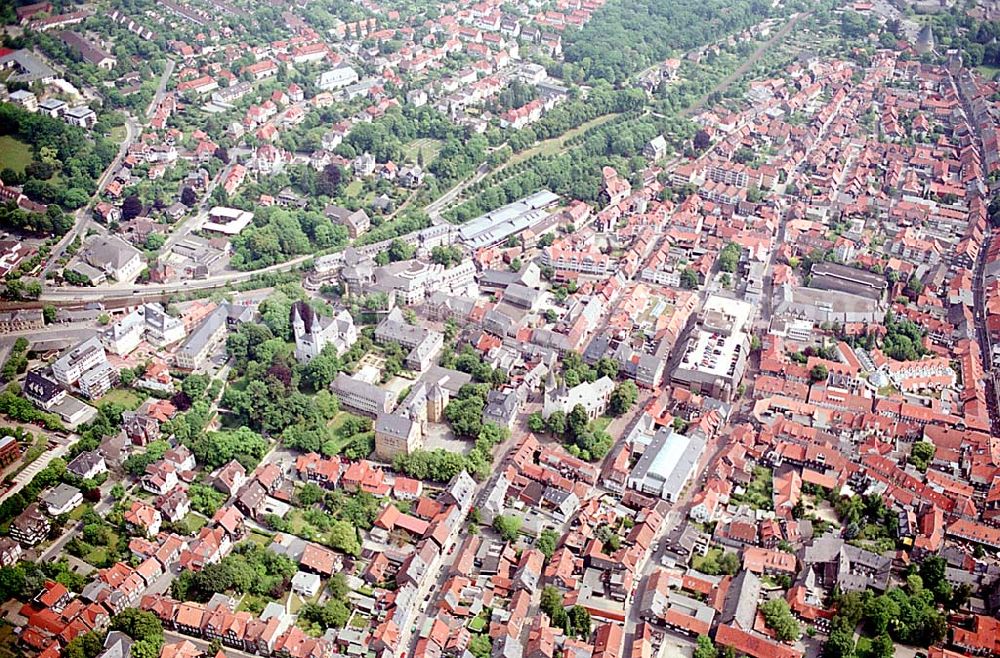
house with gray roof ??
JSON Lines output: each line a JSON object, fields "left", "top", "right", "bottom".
{"left": 375, "top": 307, "right": 443, "bottom": 371}
{"left": 97, "top": 631, "right": 133, "bottom": 658}
{"left": 330, "top": 373, "right": 393, "bottom": 416}
{"left": 67, "top": 450, "right": 107, "bottom": 480}
{"left": 501, "top": 283, "right": 542, "bottom": 311}
{"left": 78, "top": 234, "right": 144, "bottom": 283}
{"left": 175, "top": 306, "right": 227, "bottom": 370}
{"left": 802, "top": 532, "right": 892, "bottom": 592}
{"left": 720, "top": 569, "right": 761, "bottom": 631}
{"left": 482, "top": 388, "right": 522, "bottom": 430}
{"left": 323, "top": 205, "right": 370, "bottom": 238}
{"left": 40, "top": 483, "right": 83, "bottom": 516}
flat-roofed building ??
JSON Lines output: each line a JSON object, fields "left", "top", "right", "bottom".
{"left": 627, "top": 427, "right": 706, "bottom": 502}
{"left": 203, "top": 206, "right": 254, "bottom": 235}
{"left": 672, "top": 296, "right": 753, "bottom": 403}
{"left": 78, "top": 360, "right": 118, "bottom": 398}
{"left": 52, "top": 336, "right": 108, "bottom": 387}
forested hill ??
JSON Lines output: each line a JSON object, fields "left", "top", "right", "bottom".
{"left": 562, "top": 0, "right": 791, "bottom": 85}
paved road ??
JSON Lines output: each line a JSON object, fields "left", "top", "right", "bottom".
{"left": 399, "top": 424, "right": 526, "bottom": 655}
{"left": 622, "top": 430, "right": 733, "bottom": 655}
{"left": 34, "top": 476, "right": 117, "bottom": 565}
{"left": 952, "top": 67, "right": 1000, "bottom": 432}
{"left": 0, "top": 438, "right": 72, "bottom": 506}
{"left": 147, "top": 58, "right": 176, "bottom": 121}
{"left": 40, "top": 252, "right": 311, "bottom": 301}
{"left": 681, "top": 12, "right": 809, "bottom": 120}
{"left": 425, "top": 163, "right": 490, "bottom": 224}
{"left": 160, "top": 162, "right": 235, "bottom": 254}
{"left": 41, "top": 115, "right": 139, "bottom": 279}
{"left": 42, "top": 56, "right": 175, "bottom": 280}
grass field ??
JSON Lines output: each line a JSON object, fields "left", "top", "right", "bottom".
{"left": 0, "top": 135, "right": 33, "bottom": 174}
{"left": 97, "top": 388, "right": 145, "bottom": 410}
{"left": 977, "top": 65, "right": 1000, "bottom": 80}
{"left": 180, "top": 512, "right": 207, "bottom": 535}
{"left": 592, "top": 416, "right": 612, "bottom": 434}
{"left": 323, "top": 411, "right": 371, "bottom": 451}
{"left": 691, "top": 548, "right": 724, "bottom": 574}
{"left": 403, "top": 138, "right": 443, "bottom": 165}
{"left": 344, "top": 180, "right": 364, "bottom": 198}
{"left": 507, "top": 112, "right": 619, "bottom": 166}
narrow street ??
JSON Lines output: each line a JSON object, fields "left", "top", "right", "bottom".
{"left": 40, "top": 115, "right": 139, "bottom": 280}
{"left": 951, "top": 66, "right": 1000, "bottom": 432}
{"left": 42, "top": 56, "right": 175, "bottom": 280}
{"left": 622, "top": 430, "right": 733, "bottom": 653}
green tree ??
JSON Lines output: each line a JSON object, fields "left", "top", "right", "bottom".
{"left": 718, "top": 551, "right": 740, "bottom": 575}
{"left": 536, "top": 528, "right": 559, "bottom": 560}
{"left": 718, "top": 243, "right": 741, "bottom": 273}
{"left": 760, "top": 598, "right": 800, "bottom": 641}
{"left": 493, "top": 514, "right": 522, "bottom": 542}
{"left": 567, "top": 605, "right": 591, "bottom": 637}
{"left": 918, "top": 555, "right": 952, "bottom": 605}
{"left": 824, "top": 629, "right": 855, "bottom": 658}
{"left": 0, "top": 564, "right": 26, "bottom": 602}
{"left": 681, "top": 268, "right": 699, "bottom": 289}
{"left": 469, "top": 634, "right": 492, "bottom": 658}
{"left": 567, "top": 404, "right": 589, "bottom": 439}
{"left": 64, "top": 631, "right": 105, "bottom": 658}
{"left": 694, "top": 635, "right": 717, "bottom": 658}
{"left": 527, "top": 412, "right": 546, "bottom": 433}
{"left": 328, "top": 519, "right": 361, "bottom": 556}
{"left": 297, "top": 483, "right": 325, "bottom": 506}
{"left": 546, "top": 410, "right": 566, "bottom": 436}
{"left": 609, "top": 380, "right": 638, "bottom": 415}
{"left": 810, "top": 364, "right": 829, "bottom": 383}
{"left": 910, "top": 441, "right": 935, "bottom": 472}
{"left": 596, "top": 357, "right": 619, "bottom": 379}
{"left": 111, "top": 609, "right": 163, "bottom": 658}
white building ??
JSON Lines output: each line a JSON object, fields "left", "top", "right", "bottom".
{"left": 542, "top": 373, "right": 615, "bottom": 420}
{"left": 291, "top": 571, "right": 322, "bottom": 597}
{"left": 627, "top": 428, "right": 706, "bottom": 502}
{"left": 80, "top": 235, "right": 144, "bottom": 283}
{"left": 317, "top": 65, "right": 359, "bottom": 90}
{"left": 143, "top": 304, "right": 186, "bottom": 346}
{"left": 204, "top": 206, "right": 254, "bottom": 235}
{"left": 175, "top": 307, "right": 227, "bottom": 371}
{"left": 41, "top": 483, "right": 83, "bottom": 516}
{"left": 291, "top": 302, "right": 358, "bottom": 363}
{"left": 64, "top": 105, "right": 97, "bottom": 129}
{"left": 9, "top": 89, "right": 38, "bottom": 112}
{"left": 102, "top": 310, "right": 146, "bottom": 356}
{"left": 78, "top": 361, "right": 118, "bottom": 399}
{"left": 52, "top": 337, "right": 108, "bottom": 387}
{"left": 101, "top": 304, "right": 186, "bottom": 356}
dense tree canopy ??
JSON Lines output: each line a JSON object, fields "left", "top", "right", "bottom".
{"left": 0, "top": 103, "right": 116, "bottom": 211}
{"left": 562, "top": 0, "right": 781, "bottom": 84}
